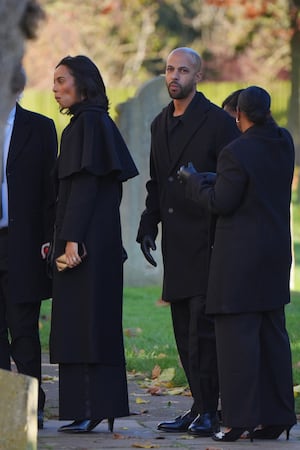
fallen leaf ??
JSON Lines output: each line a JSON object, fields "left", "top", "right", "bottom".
{"left": 127, "top": 371, "right": 147, "bottom": 380}
{"left": 167, "top": 386, "right": 186, "bottom": 395}
{"left": 148, "top": 386, "right": 164, "bottom": 395}
{"left": 205, "top": 447, "right": 223, "bottom": 450}
{"left": 294, "top": 385, "right": 300, "bottom": 397}
{"left": 156, "top": 353, "right": 167, "bottom": 359}
{"left": 157, "top": 367, "right": 175, "bottom": 382}
{"left": 113, "top": 433, "right": 126, "bottom": 439}
{"left": 151, "top": 364, "right": 161, "bottom": 379}
{"left": 179, "top": 434, "right": 195, "bottom": 439}
{"left": 124, "top": 327, "right": 142, "bottom": 337}
{"left": 155, "top": 298, "right": 169, "bottom": 307}
{"left": 42, "top": 375, "right": 59, "bottom": 383}
{"left": 135, "top": 397, "right": 149, "bottom": 404}
{"left": 131, "top": 443, "right": 159, "bottom": 449}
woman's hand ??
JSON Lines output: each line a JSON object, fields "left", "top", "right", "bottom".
{"left": 65, "top": 241, "right": 82, "bottom": 268}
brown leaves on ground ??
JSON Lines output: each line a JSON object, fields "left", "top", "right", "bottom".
{"left": 132, "top": 443, "right": 159, "bottom": 448}
{"left": 138, "top": 365, "right": 190, "bottom": 397}
{"left": 42, "top": 374, "right": 58, "bottom": 383}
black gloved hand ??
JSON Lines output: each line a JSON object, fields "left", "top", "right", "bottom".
{"left": 177, "top": 161, "right": 198, "bottom": 183}
{"left": 141, "top": 235, "right": 157, "bottom": 267}
{"left": 201, "top": 172, "right": 217, "bottom": 184}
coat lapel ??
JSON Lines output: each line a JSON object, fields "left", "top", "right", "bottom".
{"left": 7, "top": 104, "right": 31, "bottom": 169}
{"left": 167, "top": 92, "right": 211, "bottom": 174}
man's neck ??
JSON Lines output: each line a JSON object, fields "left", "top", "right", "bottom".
{"left": 172, "top": 91, "right": 196, "bottom": 117}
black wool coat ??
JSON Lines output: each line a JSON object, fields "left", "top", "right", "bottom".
{"left": 7, "top": 104, "right": 57, "bottom": 303}
{"left": 185, "top": 121, "right": 295, "bottom": 314}
{"left": 50, "top": 102, "right": 138, "bottom": 365}
{"left": 137, "top": 92, "right": 240, "bottom": 300}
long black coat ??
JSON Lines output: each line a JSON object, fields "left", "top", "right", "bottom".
{"left": 50, "top": 102, "right": 138, "bottom": 365}
{"left": 7, "top": 104, "right": 57, "bottom": 303}
{"left": 137, "top": 92, "right": 239, "bottom": 300}
{"left": 185, "top": 121, "right": 295, "bottom": 313}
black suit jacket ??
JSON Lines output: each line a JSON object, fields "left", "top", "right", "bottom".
{"left": 186, "top": 121, "right": 294, "bottom": 313}
{"left": 7, "top": 103, "right": 57, "bottom": 303}
{"left": 137, "top": 92, "right": 240, "bottom": 300}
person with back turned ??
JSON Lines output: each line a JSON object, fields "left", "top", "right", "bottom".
{"left": 137, "top": 47, "right": 240, "bottom": 436}
{"left": 0, "top": 64, "right": 58, "bottom": 429}
{"left": 178, "top": 85, "right": 296, "bottom": 442}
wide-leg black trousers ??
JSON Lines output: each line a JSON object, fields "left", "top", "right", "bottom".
{"left": 215, "top": 308, "right": 296, "bottom": 428}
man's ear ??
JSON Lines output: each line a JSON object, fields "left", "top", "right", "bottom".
{"left": 196, "top": 71, "right": 203, "bottom": 83}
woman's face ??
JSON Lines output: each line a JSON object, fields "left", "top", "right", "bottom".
{"left": 53, "top": 64, "right": 82, "bottom": 109}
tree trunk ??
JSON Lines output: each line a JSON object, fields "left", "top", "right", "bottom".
{"left": 0, "top": 0, "right": 28, "bottom": 181}
{"left": 288, "top": 9, "right": 300, "bottom": 165}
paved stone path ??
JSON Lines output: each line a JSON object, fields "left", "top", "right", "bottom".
{"left": 38, "top": 355, "right": 300, "bottom": 450}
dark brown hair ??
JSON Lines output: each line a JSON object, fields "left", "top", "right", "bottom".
{"left": 56, "top": 55, "right": 109, "bottom": 112}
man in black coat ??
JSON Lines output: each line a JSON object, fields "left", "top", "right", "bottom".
{"left": 0, "top": 66, "right": 57, "bottom": 428}
{"left": 137, "top": 47, "right": 240, "bottom": 436}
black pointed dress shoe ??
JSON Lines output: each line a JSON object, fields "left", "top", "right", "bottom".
{"left": 38, "top": 410, "right": 44, "bottom": 429}
{"left": 157, "top": 410, "right": 197, "bottom": 432}
{"left": 188, "top": 412, "right": 220, "bottom": 437}
{"left": 252, "top": 425, "right": 293, "bottom": 440}
{"left": 58, "top": 418, "right": 114, "bottom": 433}
{"left": 58, "top": 419, "right": 102, "bottom": 433}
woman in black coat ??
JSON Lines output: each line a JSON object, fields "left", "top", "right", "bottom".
{"left": 50, "top": 55, "right": 138, "bottom": 433}
{"left": 178, "top": 86, "right": 296, "bottom": 441}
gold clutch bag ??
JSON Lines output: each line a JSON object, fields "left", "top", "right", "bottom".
{"left": 55, "top": 243, "right": 87, "bottom": 272}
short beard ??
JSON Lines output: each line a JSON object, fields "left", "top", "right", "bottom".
{"left": 167, "top": 83, "right": 193, "bottom": 100}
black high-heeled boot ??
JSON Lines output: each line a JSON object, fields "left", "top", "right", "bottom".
{"left": 252, "top": 425, "right": 293, "bottom": 440}
{"left": 212, "top": 427, "right": 253, "bottom": 442}
{"left": 58, "top": 418, "right": 114, "bottom": 433}
{"left": 108, "top": 418, "right": 114, "bottom": 432}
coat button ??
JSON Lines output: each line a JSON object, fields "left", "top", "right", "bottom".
{"left": 168, "top": 176, "right": 174, "bottom": 182}
{"left": 168, "top": 208, "right": 174, "bottom": 214}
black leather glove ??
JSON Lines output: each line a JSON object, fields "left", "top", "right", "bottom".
{"left": 177, "top": 161, "right": 198, "bottom": 183}
{"left": 201, "top": 172, "right": 217, "bottom": 184}
{"left": 141, "top": 235, "right": 157, "bottom": 267}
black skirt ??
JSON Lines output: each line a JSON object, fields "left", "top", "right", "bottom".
{"left": 59, "top": 363, "right": 129, "bottom": 420}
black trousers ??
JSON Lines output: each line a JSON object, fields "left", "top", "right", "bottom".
{"left": 215, "top": 308, "right": 296, "bottom": 428}
{"left": 0, "top": 232, "right": 45, "bottom": 410}
{"left": 170, "top": 295, "right": 219, "bottom": 415}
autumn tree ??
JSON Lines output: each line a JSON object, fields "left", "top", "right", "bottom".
{"left": 23, "top": 0, "right": 298, "bottom": 157}
{"left": 204, "top": 0, "right": 300, "bottom": 160}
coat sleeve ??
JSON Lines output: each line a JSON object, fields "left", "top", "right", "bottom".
{"left": 186, "top": 148, "right": 248, "bottom": 216}
{"left": 59, "top": 171, "right": 99, "bottom": 242}
{"left": 136, "top": 131, "right": 161, "bottom": 243}
{"left": 42, "top": 118, "right": 58, "bottom": 242}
